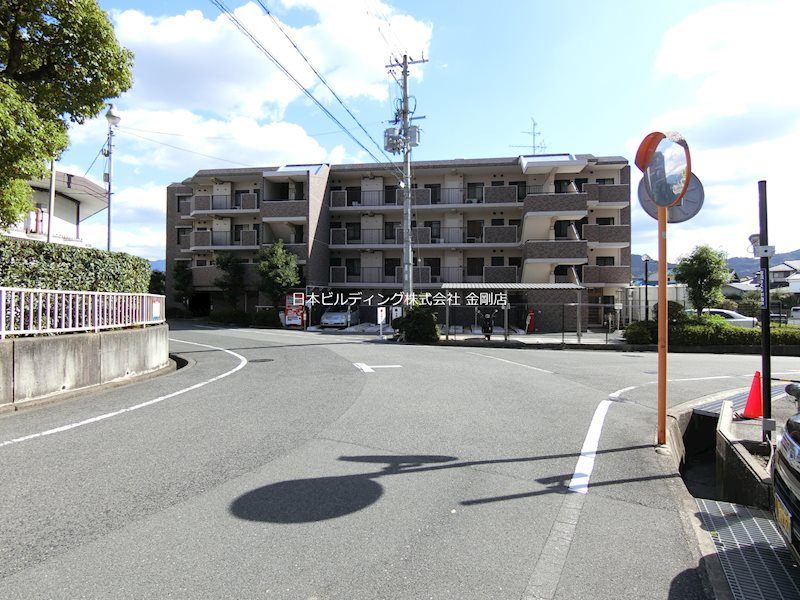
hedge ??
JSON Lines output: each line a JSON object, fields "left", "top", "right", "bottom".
{"left": 624, "top": 319, "right": 800, "bottom": 346}
{"left": 0, "top": 237, "right": 151, "bottom": 293}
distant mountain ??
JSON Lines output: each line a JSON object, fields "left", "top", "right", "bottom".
{"left": 150, "top": 259, "right": 166, "bottom": 272}
{"left": 631, "top": 250, "right": 800, "bottom": 280}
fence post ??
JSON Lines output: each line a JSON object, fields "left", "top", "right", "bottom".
{"left": 94, "top": 293, "right": 99, "bottom": 333}
{"left": 0, "top": 288, "right": 5, "bottom": 340}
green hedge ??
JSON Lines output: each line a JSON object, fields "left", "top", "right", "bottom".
{"left": 624, "top": 319, "right": 800, "bottom": 346}
{"left": 0, "top": 237, "right": 150, "bottom": 293}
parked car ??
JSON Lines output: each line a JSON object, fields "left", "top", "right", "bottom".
{"left": 320, "top": 306, "right": 360, "bottom": 328}
{"left": 789, "top": 307, "right": 800, "bottom": 326}
{"left": 701, "top": 308, "right": 758, "bottom": 327}
{"left": 774, "top": 384, "right": 800, "bottom": 564}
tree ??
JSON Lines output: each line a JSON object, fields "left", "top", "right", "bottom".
{"left": 672, "top": 245, "right": 730, "bottom": 315}
{"left": 256, "top": 240, "right": 300, "bottom": 306}
{"left": 214, "top": 251, "right": 246, "bottom": 309}
{"left": 172, "top": 261, "right": 192, "bottom": 307}
{"left": 0, "top": 1, "right": 134, "bottom": 227}
{"left": 148, "top": 270, "right": 165, "bottom": 295}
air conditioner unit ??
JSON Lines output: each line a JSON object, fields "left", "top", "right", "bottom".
{"left": 432, "top": 237, "right": 443, "bottom": 244}
{"left": 465, "top": 198, "right": 478, "bottom": 204}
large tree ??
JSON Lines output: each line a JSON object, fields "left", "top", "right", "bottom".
{"left": 673, "top": 245, "right": 730, "bottom": 315}
{"left": 0, "top": 0, "right": 134, "bottom": 227}
{"left": 213, "top": 251, "right": 246, "bottom": 310}
{"left": 256, "top": 240, "right": 300, "bottom": 306}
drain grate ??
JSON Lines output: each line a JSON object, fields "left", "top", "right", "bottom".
{"left": 696, "top": 499, "right": 800, "bottom": 599}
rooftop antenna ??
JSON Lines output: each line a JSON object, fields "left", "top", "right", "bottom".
{"left": 510, "top": 117, "right": 546, "bottom": 155}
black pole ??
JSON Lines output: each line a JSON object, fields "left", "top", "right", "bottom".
{"left": 759, "top": 180, "right": 772, "bottom": 434}
{"left": 644, "top": 260, "right": 650, "bottom": 321}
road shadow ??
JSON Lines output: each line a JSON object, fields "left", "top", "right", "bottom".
{"left": 229, "top": 446, "right": 661, "bottom": 524}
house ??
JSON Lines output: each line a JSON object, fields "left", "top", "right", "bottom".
{"left": 165, "top": 154, "right": 631, "bottom": 331}
{"left": 1, "top": 172, "right": 107, "bottom": 247}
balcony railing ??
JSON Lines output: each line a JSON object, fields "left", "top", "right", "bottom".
{"left": 524, "top": 240, "right": 588, "bottom": 260}
{"left": 190, "top": 230, "right": 260, "bottom": 248}
{"left": 582, "top": 224, "right": 630, "bottom": 244}
{"left": 582, "top": 265, "right": 631, "bottom": 285}
{"left": 1, "top": 288, "right": 165, "bottom": 339}
{"left": 329, "top": 185, "right": 544, "bottom": 208}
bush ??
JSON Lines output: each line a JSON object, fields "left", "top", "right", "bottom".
{"left": 654, "top": 301, "right": 688, "bottom": 322}
{"left": 0, "top": 237, "right": 150, "bottom": 292}
{"left": 252, "top": 308, "right": 282, "bottom": 327}
{"left": 624, "top": 320, "right": 655, "bottom": 344}
{"left": 208, "top": 309, "right": 251, "bottom": 325}
{"left": 392, "top": 304, "right": 439, "bottom": 343}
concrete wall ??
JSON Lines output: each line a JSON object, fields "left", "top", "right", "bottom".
{"left": 0, "top": 324, "right": 169, "bottom": 408}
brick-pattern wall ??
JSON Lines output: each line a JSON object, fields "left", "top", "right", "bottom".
{"left": 485, "top": 185, "right": 517, "bottom": 203}
{"left": 583, "top": 225, "right": 630, "bottom": 244}
{"left": 524, "top": 194, "right": 587, "bottom": 213}
{"left": 524, "top": 240, "right": 587, "bottom": 259}
{"left": 484, "top": 266, "right": 517, "bottom": 283}
{"left": 484, "top": 226, "right": 518, "bottom": 243}
{"left": 260, "top": 201, "right": 307, "bottom": 219}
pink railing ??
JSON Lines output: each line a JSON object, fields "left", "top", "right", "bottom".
{"left": 0, "top": 288, "right": 166, "bottom": 339}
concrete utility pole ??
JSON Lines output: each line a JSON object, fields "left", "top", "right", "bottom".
{"left": 385, "top": 54, "right": 426, "bottom": 303}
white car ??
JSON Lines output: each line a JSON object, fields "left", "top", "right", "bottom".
{"left": 319, "top": 307, "right": 360, "bottom": 328}
{"left": 701, "top": 308, "right": 758, "bottom": 327}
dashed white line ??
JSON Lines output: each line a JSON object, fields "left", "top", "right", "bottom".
{"left": 466, "top": 352, "right": 553, "bottom": 374}
{"left": 0, "top": 339, "right": 247, "bottom": 449}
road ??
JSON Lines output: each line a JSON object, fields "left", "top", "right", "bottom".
{"left": 1, "top": 322, "right": 798, "bottom": 599}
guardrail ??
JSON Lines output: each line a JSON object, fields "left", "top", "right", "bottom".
{"left": 0, "top": 288, "right": 166, "bottom": 339}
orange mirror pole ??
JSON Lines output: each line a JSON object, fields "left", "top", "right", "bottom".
{"left": 657, "top": 206, "right": 668, "bottom": 446}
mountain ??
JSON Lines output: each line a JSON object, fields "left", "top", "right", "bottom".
{"left": 631, "top": 250, "right": 800, "bottom": 280}
{"left": 150, "top": 259, "right": 166, "bottom": 272}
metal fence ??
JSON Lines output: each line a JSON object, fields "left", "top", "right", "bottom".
{"left": 0, "top": 287, "right": 166, "bottom": 339}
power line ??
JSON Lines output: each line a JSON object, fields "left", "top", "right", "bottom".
{"left": 254, "top": 0, "right": 403, "bottom": 179}
{"left": 209, "top": 0, "right": 404, "bottom": 181}
{"left": 119, "top": 129, "right": 255, "bottom": 167}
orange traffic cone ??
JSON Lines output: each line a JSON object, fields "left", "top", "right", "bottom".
{"left": 740, "top": 371, "right": 763, "bottom": 419}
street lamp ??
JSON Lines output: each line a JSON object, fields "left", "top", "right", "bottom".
{"left": 104, "top": 104, "right": 121, "bottom": 251}
{"left": 641, "top": 253, "right": 652, "bottom": 321}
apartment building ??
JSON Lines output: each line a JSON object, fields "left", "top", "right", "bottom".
{"left": 166, "top": 154, "right": 631, "bottom": 331}
{"left": 1, "top": 172, "right": 107, "bottom": 247}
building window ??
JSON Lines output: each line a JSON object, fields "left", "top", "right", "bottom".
{"left": 346, "top": 222, "right": 361, "bottom": 242}
{"left": 467, "top": 257, "right": 484, "bottom": 276}
{"left": 423, "top": 257, "right": 441, "bottom": 277}
{"left": 424, "top": 220, "right": 441, "bottom": 239}
{"left": 554, "top": 180, "right": 571, "bottom": 193}
{"left": 384, "top": 257, "right": 401, "bottom": 277}
{"left": 596, "top": 178, "right": 614, "bottom": 185}
{"left": 596, "top": 217, "right": 615, "bottom": 226}
{"left": 196, "top": 259, "right": 207, "bottom": 267}
{"left": 510, "top": 181, "right": 527, "bottom": 201}
{"left": 233, "top": 224, "right": 246, "bottom": 242}
{"left": 491, "top": 218, "right": 504, "bottom": 226}
{"left": 467, "top": 182, "right": 484, "bottom": 202}
{"left": 491, "top": 256, "right": 504, "bottom": 267}
{"left": 466, "top": 220, "right": 483, "bottom": 242}
{"left": 554, "top": 220, "right": 571, "bottom": 239}
{"left": 424, "top": 184, "right": 441, "bottom": 204}
{"left": 384, "top": 221, "right": 399, "bottom": 240}
{"left": 596, "top": 256, "right": 615, "bottom": 266}
{"left": 385, "top": 185, "right": 398, "bottom": 204}
{"left": 508, "top": 256, "right": 522, "bottom": 269}
{"left": 574, "top": 178, "right": 588, "bottom": 192}
{"left": 346, "top": 258, "right": 360, "bottom": 276}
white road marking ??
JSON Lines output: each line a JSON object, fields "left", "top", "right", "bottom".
{"left": 0, "top": 339, "right": 247, "bottom": 449}
{"left": 568, "top": 399, "right": 613, "bottom": 494}
{"left": 466, "top": 352, "right": 553, "bottom": 374}
{"left": 353, "top": 363, "right": 402, "bottom": 373}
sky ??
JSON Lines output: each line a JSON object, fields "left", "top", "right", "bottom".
{"left": 57, "top": 0, "right": 800, "bottom": 264}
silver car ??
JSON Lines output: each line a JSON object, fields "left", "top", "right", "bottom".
{"left": 702, "top": 308, "right": 758, "bottom": 327}
{"left": 319, "top": 307, "right": 360, "bottom": 328}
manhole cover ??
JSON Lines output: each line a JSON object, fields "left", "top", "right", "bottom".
{"left": 249, "top": 359, "right": 274, "bottom": 363}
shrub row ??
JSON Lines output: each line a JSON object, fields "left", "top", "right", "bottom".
{"left": 624, "top": 319, "right": 800, "bottom": 346}
{"left": 0, "top": 237, "right": 150, "bottom": 293}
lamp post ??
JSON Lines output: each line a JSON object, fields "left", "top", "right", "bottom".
{"left": 104, "top": 104, "right": 121, "bottom": 251}
{"left": 642, "top": 253, "right": 652, "bottom": 321}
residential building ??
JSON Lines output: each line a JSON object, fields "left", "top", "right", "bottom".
{"left": 166, "top": 154, "right": 631, "bottom": 331}
{"left": 1, "top": 172, "right": 107, "bottom": 247}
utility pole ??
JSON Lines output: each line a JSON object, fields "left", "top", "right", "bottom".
{"left": 385, "top": 54, "right": 426, "bottom": 304}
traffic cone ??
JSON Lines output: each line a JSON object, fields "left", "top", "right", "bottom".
{"left": 740, "top": 371, "right": 763, "bottom": 419}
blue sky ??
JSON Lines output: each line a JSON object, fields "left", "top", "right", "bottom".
{"left": 59, "top": 0, "right": 799, "bottom": 263}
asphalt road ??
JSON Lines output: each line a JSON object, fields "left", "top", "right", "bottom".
{"left": 1, "top": 323, "right": 798, "bottom": 599}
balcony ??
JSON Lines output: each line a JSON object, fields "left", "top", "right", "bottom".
{"left": 584, "top": 184, "right": 629, "bottom": 206}
{"left": 328, "top": 185, "right": 540, "bottom": 209}
{"left": 582, "top": 224, "right": 630, "bottom": 245}
{"left": 582, "top": 265, "right": 631, "bottom": 285}
{"left": 483, "top": 266, "right": 519, "bottom": 283}
{"left": 524, "top": 194, "right": 588, "bottom": 215}
{"left": 190, "top": 230, "right": 260, "bottom": 250}
{"left": 524, "top": 240, "right": 588, "bottom": 260}
{"left": 190, "top": 194, "right": 260, "bottom": 215}
{"left": 261, "top": 200, "right": 307, "bottom": 220}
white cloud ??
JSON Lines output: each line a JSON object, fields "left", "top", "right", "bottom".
{"left": 631, "top": 0, "right": 800, "bottom": 261}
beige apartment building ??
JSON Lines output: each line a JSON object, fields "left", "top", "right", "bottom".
{"left": 166, "top": 154, "right": 631, "bottom": 331}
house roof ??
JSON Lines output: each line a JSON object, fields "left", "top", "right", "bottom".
{"left": 28, "top": 172, "right": 107, "bottom": 220}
